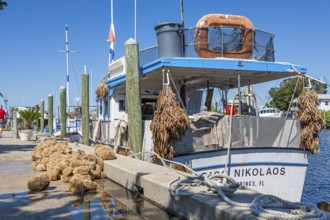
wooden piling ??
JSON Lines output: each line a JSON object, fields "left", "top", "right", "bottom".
{"left": 48, "top": 94, "right": 54, "bottom": 136}
{"left": 12, "top": 110, "right": 18, "bottom": 138}
{"left": 34, "top": 103, "right": 39, "bottom": 131}
{"left": 125, "top": 38, "right": 142, "bottom": 154}
{"left": 82, "top": 73, "right": 90, "bottom": 145}
{"left": 40, "top": 99, "right": 45, "bottom": 133}
{"left": 60, "top": 86, "right": 66, "bottom": 138}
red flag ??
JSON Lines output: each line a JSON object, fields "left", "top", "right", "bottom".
{"left": 107, "top": 23, "right": 115, "bottom": 64}
{"left": 107, "top": 23, "right": 115, "bottom": 45}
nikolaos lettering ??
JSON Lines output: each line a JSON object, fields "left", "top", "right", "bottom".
{"left": 234, "top": 167, "right": 285, "bottom": 177}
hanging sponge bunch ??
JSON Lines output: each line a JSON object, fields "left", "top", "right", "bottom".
{"left": 28, "top": 140, "right": 116, "bottom": 193}
{"left": 296, "top": 88, "right": 325, "bottom": 154}
{"left": 150, "top": 85, "right": 189, "bottom": 159}
{"left": 95, "top": 80, "right": 109, "bottom": 99}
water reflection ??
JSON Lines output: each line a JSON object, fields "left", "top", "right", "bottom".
{"left": 71, "top": 179, "right": 181, "bottom": 220}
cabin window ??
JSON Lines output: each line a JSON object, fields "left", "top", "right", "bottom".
{"left": 325, "top": 101, "right": 329, "bottom": 106}
{"left": 119, "top": 100, "right": 125, "bottom": 112}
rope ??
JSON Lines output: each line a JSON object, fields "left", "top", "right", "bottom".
{"left": 285, "top": 77, "right": 300, "bottom": 119}
{"left": 170, "top": 173, "right": 326, "bottom": 219}
{"left": 224, "top": 93, "right": 238, "bottom": 176}
{"left": 129, "top": 151, "right": 198, "bottom": 178}
{"left": 250, "top": 194, "right": 325, "bottom": 220}
{"left": 167, "top": 69, "right": 186, "bottom": 111}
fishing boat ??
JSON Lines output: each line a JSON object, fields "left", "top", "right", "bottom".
{"left": 101, "top": 14, "right": 319, "bottom": 202}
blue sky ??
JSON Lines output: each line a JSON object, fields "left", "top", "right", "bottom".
{"left": 0, "top": 0, "right": 329, "bottom": 111}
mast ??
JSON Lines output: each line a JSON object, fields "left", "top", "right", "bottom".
{"left": 107, "top": 0, "right": 115, "bottom": 66}
{"left": 134, "top": 0, "right": 137, "bottom": 40}
{"left": 180, "top": 0, "right": 185, "bottom": 57}
{"left": 56, "top": 25, "right": 78, "bottom": 110}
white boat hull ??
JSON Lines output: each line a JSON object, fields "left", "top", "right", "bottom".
{"left": 173, "top": 147, "right": 309, "bottom": 202}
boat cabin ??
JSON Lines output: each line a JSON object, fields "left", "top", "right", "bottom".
{"left": 96, "top": 15, "right": 307, "bottom": 154}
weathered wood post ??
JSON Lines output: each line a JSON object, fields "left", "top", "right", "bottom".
{"left": 34, "top": 103, "right": 39, "bottom": 131}
{"left": 82, "top": 73, "right": 90, "bottom": 145}
{"left": 48, "top": 94, "right": 54, "bottom": 136}
{"left": 40, "top": 99, "right": 45, "bottom": 133}
{"left": 125, "top": 38, "right": 142, "bottom": 154}
{"left": 12, "top": 109, "right": 18, "bottom": 138}
{"left": 60, "top": 86, "right": 66, "bottom": 138}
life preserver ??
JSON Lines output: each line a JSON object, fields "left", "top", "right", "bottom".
{"left": 194, "top": 14, "right": 254, "bottom": 59}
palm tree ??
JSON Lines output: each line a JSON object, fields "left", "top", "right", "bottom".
{"left": 19, "top": 108, "right": 42, "bottom": 129}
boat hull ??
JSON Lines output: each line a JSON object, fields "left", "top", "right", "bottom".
{"left": 173, "top": 147, "right": 309, "bottom": 202}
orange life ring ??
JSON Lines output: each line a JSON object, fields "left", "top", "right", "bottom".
{"left": 194, "top": 14, "right": 254, "bottom": 59}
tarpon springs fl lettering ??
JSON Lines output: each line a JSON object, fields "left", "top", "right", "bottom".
{"left": 234, "top": 167, "right": 286, "bottom": 187}
{"left": 201, "top": 167, "right": 286, "bottom": 187}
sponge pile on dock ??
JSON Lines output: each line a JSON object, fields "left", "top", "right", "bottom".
{"left": 27, "top": 140, "right": 116, "bottom": 193}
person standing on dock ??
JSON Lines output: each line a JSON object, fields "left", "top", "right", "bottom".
{"left": 0, "top": 105, "right": 6, "bottom": 138}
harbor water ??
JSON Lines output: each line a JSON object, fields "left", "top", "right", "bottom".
{"left": 302, "top": 129, "right": 330, "bottom": 204}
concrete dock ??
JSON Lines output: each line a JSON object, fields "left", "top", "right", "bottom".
{"left": 0, "top": 131, "right": 86, "bottom": 219}
{"left": 104, "top": 154, "right": 262, "bottom": 219}
{"left": 104, "top": 154, "right": 330, "bottom": 220}
{"left": 0, "top": 131, "right": 177, "bottom": 219}
{"left": 1, "top": 131, "right": 329, "bottom": 220}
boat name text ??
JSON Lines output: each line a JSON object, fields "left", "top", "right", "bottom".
{"left": 234, "top": 167, "right": 285, "bottom": 177}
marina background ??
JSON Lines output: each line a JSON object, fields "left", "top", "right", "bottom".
{"left": 0, "top": 0, "right": 329, "bottom": 109}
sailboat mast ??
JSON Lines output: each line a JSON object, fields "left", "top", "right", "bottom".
{"left": 65, "top": 25, "right": 70, "bottom": 109}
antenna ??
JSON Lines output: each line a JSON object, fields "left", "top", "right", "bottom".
{"left": 134, "top": 0, "right": 137, "bottom": 40}
{"left": 56, "top": 25, "right": 79, "bottom": 110}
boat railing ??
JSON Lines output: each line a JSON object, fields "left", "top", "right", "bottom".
{"left": 139, "top": 26, "right": 275, "bottom": 66}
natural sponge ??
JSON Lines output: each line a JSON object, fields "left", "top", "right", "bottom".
{"left": 27, "top": 174, "right": 50, "bottom": 191}
{"left": 94, "top": 144, "right": 116, "bottom": 160}
{"left": 69, "top": 174, "right": 86, "bottom": 194}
